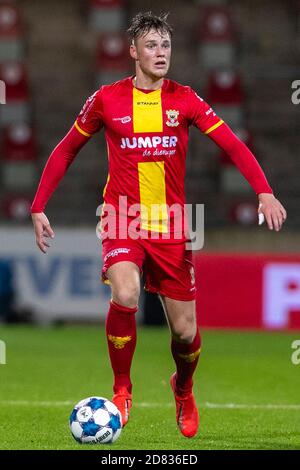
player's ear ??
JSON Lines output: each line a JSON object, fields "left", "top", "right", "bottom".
{"left": 130, "top": 44, "right": 138, "bottom": 61}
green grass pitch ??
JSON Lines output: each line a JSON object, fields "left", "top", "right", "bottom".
{"left": 0, "top": 325, "right": 299, "bottom": 450}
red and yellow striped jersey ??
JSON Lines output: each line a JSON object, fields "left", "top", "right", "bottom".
{"left": 75, "top": 76, "right": 223, "bottom": 236}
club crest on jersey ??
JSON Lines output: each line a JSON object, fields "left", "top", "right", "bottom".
{"left": 166, "top": 109, "right": 180, "bottom": 127}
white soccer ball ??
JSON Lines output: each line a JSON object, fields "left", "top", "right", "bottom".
{"left": 69, "top": 396, "right": 122, "bottom": 444}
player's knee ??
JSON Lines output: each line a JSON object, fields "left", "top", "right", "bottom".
{"left": 173, "top": 320, "right": 197, "bottom": 344}
{"left": 176, "top": 332, "right": 195, "bottom": 344}
{"left": 112, "top": 285, "right": 139, "bottom": 309}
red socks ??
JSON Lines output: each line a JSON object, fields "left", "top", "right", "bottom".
{"left": 105, "top": 300, "right": 137, "bottom": 394}
{"left": 171, "top": 329, "right": 201, "bottom": 395}
{"left": 106, "top": 299, "right": 200, "bottom": 397}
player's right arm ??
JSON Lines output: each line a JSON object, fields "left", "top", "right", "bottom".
{"left": 31, "top": 89, "right": 104, "bottom": 253}
{"left": 31, "top": 126, "right": 91, "bottom": 252}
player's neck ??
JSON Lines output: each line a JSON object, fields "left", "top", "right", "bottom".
{"left": 133, "top": 74, "right": 164, "bottom": 91}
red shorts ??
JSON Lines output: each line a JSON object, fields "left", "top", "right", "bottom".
{"left": 101, "top": 238, "right": 196, "bottom": 301}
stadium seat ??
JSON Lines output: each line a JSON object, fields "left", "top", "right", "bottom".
{"left": 220, "top": 166, "right": 252, "bottom": 193}
{"left": 2, "top": 194, "right": 32, "bottom": 220}
{"left": 2, "top": 123, "right": 37, "bottom": 160}
{"left": 219, "top": 128, "right": 254, "bottom": 194}
{"left": 207, "top": 70, "right": 244, "bottom": 105}
{"left": 1, "top": 123, "right": 37, "bottom": 190}
{"left": 198, "top": 5, "right": 235, "bottom": 69}
{"left": 230, "top": 200, "right": 258, "bottom": 225}
{"left": 95, "top": 33, "right": 130, "bottom": 85}
{"left": 0, "top": 2, "right": 24, "bottom": 62}
{"left": 1, "top": 160, "right": 37, "bottom": 190}
{"left": 219, "top": 128, "right": 253, "bottom": 165}
{"left": 89, "top": 0, "right": 125, "bottom": 33}
{"left": 207, "top": 70, "right": 245, "bottom": 127}
{"left": 0, "top": 62, "right": 31, "bottom": 125}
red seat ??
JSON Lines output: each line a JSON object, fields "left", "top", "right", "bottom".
{"left": 207, "top": 70, "right": 244, "bottom": 104}
{"left": 0, "top": 2, "right": 23, "bottom": 39}
{"left": 2, "top": 194, "right": 32, "bottom": 220}
{"left": 96, "top": 33, "right": 129, "bottom": 71}
{"left": 0, "top": 2, "right": 24, "bottom": 61}
{"left": 0, "top": 62, "right": 30, "bottom": 125}
{"left": 2, "top": 123, "right": 37, "bottom": 161}
{"left": 197, "top": 5, "right": 235, "bottom": 69}
{"left": 0, "top": 62, "right": 29, "bottom": 101}
{"left": 230, "top": 201, "right": 258, "bottom": 225}
{"left": 207, "top": 70, "right": 245, "bottom": 127}
{"left": 199, "top": 5, "right": 234, "bottom": 42}
{"left": 95, "top": 33, "right": 129, "bottom": 85}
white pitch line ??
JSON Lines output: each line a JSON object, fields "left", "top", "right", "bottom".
{"left": 138, "top": 402, "right": 300, "bottom": 410}
{"left": 0, "top": 400, "right": 74, "bottom": 407}
{"left": 0, "top": 400, "right": 300, "bottom": 410}
{"left": 204, "top": 402, "right": 300, "bottom": 410}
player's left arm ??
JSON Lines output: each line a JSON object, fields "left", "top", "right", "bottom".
{"left": 187, "top": 88, "right": 287, "bottom": 231}
{"left": 207, "top": 123, "right": 287, "bottom": 231}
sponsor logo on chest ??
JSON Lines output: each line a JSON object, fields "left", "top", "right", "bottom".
{"left": 120, "top": 135, "right": 178, "bottom": 149}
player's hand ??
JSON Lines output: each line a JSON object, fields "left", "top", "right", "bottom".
{"left": 31, "top": 212, "right": 55, "bottom": 253}
{"left": 258, "top": 193, "right": 287, "bottom": 231}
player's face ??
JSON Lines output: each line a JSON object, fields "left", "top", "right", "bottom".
{"left": 130, "top": 29, "right": 171, "bottom": 80}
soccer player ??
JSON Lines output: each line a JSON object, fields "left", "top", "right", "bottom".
{"left": 31, "top": 12, "right": 287, "bottom": 438}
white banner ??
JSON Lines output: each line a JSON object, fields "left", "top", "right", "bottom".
{"left": 0, "top": 228, "right": 111, "bottom": 322}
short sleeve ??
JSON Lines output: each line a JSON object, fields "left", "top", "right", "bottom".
{"left": 187, "top": 87, "right": 224, "bottom": 135}
{"left": 75, "top": 88, "right": 104, "bottom": 137}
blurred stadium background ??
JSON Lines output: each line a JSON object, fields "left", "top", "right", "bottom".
{"left": 0, "top": 0, "right": 300, "bottom": 328}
